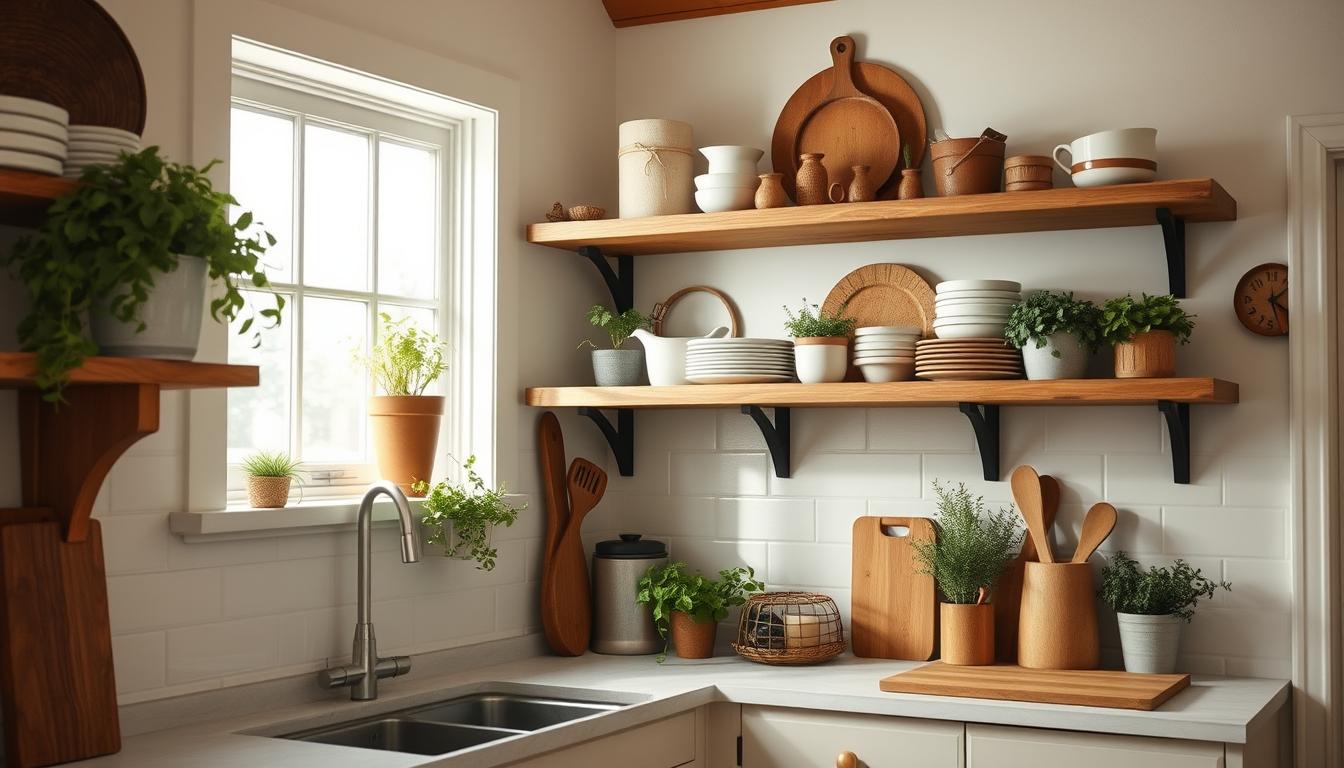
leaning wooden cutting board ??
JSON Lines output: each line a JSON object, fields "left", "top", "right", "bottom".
{"left": 879, "top": 662, "right": 1191, "bottom": 711}
{"left": 851, "top": 516, "right": 936, "bottom": 660}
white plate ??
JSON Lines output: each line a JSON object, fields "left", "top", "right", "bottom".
{"left": 936, "top": 307, "right": 1013, "bottom": 319}
{"left": 935, "top": 296, "right": 1018, "bottom": 306}
{"left": 855, "top": 355, "right": 916, "bottom": 364}
{"left": 0, "top": 149, "right": 62, "bottom": 175}
{"left": 67, "top": 124, "right": 139, "bottom": 142}
{"left": 68, "top": 139, "right": 138, "bottom": 152}
{"left": 686, "top": 364, "right": 795, "bottom": 372}
{"left": 0, "top": 113, "right": 68, "bottom": 141}
{"left": 687, "top": 354, "right": 795, "bottom": 362}
{"left": 933, "top": 324, "right": 1008, "bottom": 339}
{"left": 933, "top": 289, "right": 1021, "bottom": 301}
{"left": 936, "top": 279, "right": 1021, "bottom": 293}
{"left": 0, "top": 131, "right": 66, "bottom": 159}
{"left": 688, "top": 337, "right": 789, "bottom": 345}
{"left": 688, "top": 373, "right": 794, "bottom": 384}
{"left": 0, "top": 95, "right": 68, "bottom": 126}
{"left": 854, "top": 325, "right": 923, "bottom": 337}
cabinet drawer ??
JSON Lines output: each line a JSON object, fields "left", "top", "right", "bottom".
{"left": 503, "top": 711, "right": 696, "bottom": 768}
{"left": 742, "top": 705, "right": 963, "bottom": 767}
{"left": 967, "top": 723, "right": 1223, "bottom": 768}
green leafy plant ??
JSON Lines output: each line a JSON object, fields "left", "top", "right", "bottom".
{"left": 911, "top": 481, "right": 1023, "bottom": 605}
{"left": 239, "top": 450, "right": 303, "bottom": 478}
{"left": 1099, "top": 293, "right": 1196, "bottom": 345}
{"left": 902, "top": 143, "right": 913, "bottom": 171}
{"left": 2, "top": 146, "right": 283, "bottom": 400}
{"left": 782, "top": 299, "right": 856, "bottom": 338}
{"left": 636, "top": 562, "right": 764, "bottom": 662}
{"left": 1099, "top": 551, "right": 1230, "bottom": 622}
{"left": 1003, "top": 291, "right": 1103, "bottom": 354}
{"left": 413, "top": 455, "right": 524, "bottom": 571}
{"left": 356, "top": 312, "right": 447, "bottom": 396}
{"left": 578, "top": 304, "right": 650, "bottom": 350}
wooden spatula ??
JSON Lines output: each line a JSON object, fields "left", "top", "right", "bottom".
{"left": 544, "top": 458, "right": 609, "bottom": 656}
{"left": 1010, "top": 465, "right": 1054, "bottom": 563}
{"left": 1023, "top": 474, "right": 1060, "bottom": 561}
{"left": 1072, "top": 502, "right": 1118, "bottom": 563}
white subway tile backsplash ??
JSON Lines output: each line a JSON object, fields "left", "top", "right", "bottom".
{"left": 107, "top": 569, "right": 222, "bottom": 633}
{"left": 107, "top": 455, "right": 185, "bottom": 514}
{"left": 794, "top": 408, "right": 866, "bottom": 454}
{"left": 672, "top": 452, "right": 768, "bottom": 496}
{"left": 1221, "top": 453, "right": 1290, "bottom": 508}
{"left": 413, "top": 587, "right": 497, "bottom": 644}
{"left": 1163, "top": 506, "right": 1286, "bottom": 559}
{"left": 815, "top": 498, "right": 868, "bottom": 543}
{"left": 100, "top": 514, "right": 170, "bottom": 574}
{"left": 770, "top": 452, "right": 920, "bottom": 497}
{"left": 767, "top": 542, "right": 850, "bottom": 588}
{"left": 1045, "top": 406, "right": 1162, "bottom": 453}
{"left": 166, "top": 614, "right": 306, "bottom": 684}
{"left": 611, "top": 494, "right": 717, "bottom": 538}
{"left": 222, "top": 557, "right": 353, "bottom": 618}
{"left": 922, "top": 453, "right": 1011, "bottom": 503}
{"left": 166, "top": 534, "right": 277, "bottom": 570}
{"left": 112, "top": 632, "right": 166, "bottom": 694}
{"left": 495, "top": 581, "right": 540, "bottom": 634}
{"left": 1106, "top": 453, "right": 1222, "bottom": 506}
{"left": 1222, "top": 558, "right": 1292, "bottom": 613}
{"left": 1181, "top": 606, "right": 1291, "bottom": 659}
{"left": 716, "top": 497, "right": 815, "bottom": 541}
{"left": 868, "top": 408, "right": 973, "bottom": 452}
{"left": 666, "top": 538, "right": 767, "bottom": 576}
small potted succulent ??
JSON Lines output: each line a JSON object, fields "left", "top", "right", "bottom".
{"left": 636, "top": 561, "right": 764, "bottom": 662}
{"left": 1003, "top": 291, "right": 1102, "bottom": 380}
{"left": 240, "top": 451, "right": 302, "bottom": 509}
{"left": 911, "top": 481, "right": 1023, "bottom": 666}
{"left": 413, "top": 455, "right": 524, "bottom": 571}
{"left": 897, "top": 143, "right": 923, "bottom": 200}
{"left": 1099, "top": 294, "right": 1195, "bottom": 378}
{"left": 1100, "top": 552, "right": 1230, "bottom": 674}
{"left": 579, "top": 304, "right": 650, "bottom": 386}
{"left": 783, "top": 300, "right": 856, "bottom": 384}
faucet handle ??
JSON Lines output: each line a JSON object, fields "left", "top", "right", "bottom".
{"left": 317, "top": 664, "right": 364, "bottom": 689}
{"left": 374, "top": 655, "right": 412, "bottom": 680}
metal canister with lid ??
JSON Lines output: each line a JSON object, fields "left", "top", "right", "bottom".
{"left": 591, "top": 533, "right": 667, "bottom": 655}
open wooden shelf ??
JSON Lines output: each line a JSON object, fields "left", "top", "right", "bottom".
{"left": 0, "top": 353, "right": 259, "bottom": 389}
{"left": 0, "top": 169, "right": 77, "bottom": 228}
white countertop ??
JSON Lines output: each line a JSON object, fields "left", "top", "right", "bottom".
{"left": 74, "top": 652, "right": 1290, "bottom": 767}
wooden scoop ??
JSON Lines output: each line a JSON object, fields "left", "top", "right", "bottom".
{"left": 795, "top": 36, "right": 900, "bottom": 192}
{"left": 1072, "top": 502, "right": 1118, "bottom": 563}
{"left": 1011, "top": 465, "right": 1054, "bottom": 563}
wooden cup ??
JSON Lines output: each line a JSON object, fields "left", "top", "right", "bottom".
{"left": 940, "top": 603, "right": 995, "bottom": 665}
{"left": 1114, "top": 330, "right": 1176, "bottom": 378}
{"left": 1018, "top": 561, "right": 1100, "bottom": 670}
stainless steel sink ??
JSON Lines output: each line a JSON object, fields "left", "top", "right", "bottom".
{"left": 406, "top": 693, "right": 622, "bottom": 731}
{"left": 289, "top": 717, "right": 519, "bottom": 755}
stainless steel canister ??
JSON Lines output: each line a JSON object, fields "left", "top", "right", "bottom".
{"left": 591, "top": 534, "right": 667, "bottom": 655}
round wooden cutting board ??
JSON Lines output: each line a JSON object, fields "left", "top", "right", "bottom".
{"left": 823, "top": 263, "right": 936, "bottom": 336}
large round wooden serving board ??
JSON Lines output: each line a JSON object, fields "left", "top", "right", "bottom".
{"left": 824, "top": 263, "right": 936, "bottom": 381}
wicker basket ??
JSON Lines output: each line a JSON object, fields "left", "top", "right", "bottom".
{"left": 732, "top": 592, "right": 846, "bottom": 665}
{"left": 246, "top": 476, "right": 291, "bottom": 508}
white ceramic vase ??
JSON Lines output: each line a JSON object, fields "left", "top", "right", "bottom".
{"left": 698, "top": 145, "right": 763, "bottom": 177}
{"left": 632, "top": 326, "right": 729, "bottom": 386}
{"left": 89, "top": 254, "right": 207, "bottom": 359}
{"left": 1020, "top": 331, "right": 1089, "bottom": 380}
{"left": 1116, "top": 612, "right": 1183, "bottom": 674}
{"left": 793, "top": 338, "right": 847, "bottom": 384}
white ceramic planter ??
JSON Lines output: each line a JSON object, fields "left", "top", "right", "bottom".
{"left": 592, "top": 349, "right": 644, "bottom": 386}
{"left": 793, "top": 338, "right": 847, "bottom": 384}
{"left": 1020, "top": 331, "right": 1089, "bottom": 380}
{"left": 1116, "top": 612, "right": 1184, "bottom": 674}
{"left": 699, "top": 145, "right": 763, "bottom": 177}
{"left": 89, "top": 254, "right": 207, "bottom": 359}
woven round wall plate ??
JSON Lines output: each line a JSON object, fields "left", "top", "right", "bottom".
{"left": 0, "top": 0, "right": 147, "bottom": 134}
{"left": 823, "top": 263, "right": 935, "bottom": 380}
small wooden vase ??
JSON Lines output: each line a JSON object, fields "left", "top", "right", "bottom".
{"left": 795, "top": 153, "right": 829, "bottom": 205}
{"left": 898, "top": 169, "right": 923, "bottom": 200}
{"left": 1004, "top": 155, "right": 1054, "bottom": 192}
{"left": 1114, "top": 330, "right": 1176, "bottom": 378}
{"left": 848, "top": 164, "right": 875, "bottom": 203}
{"left": 940, "top": 603, "right": 995, "bottom": 665}
{"left": 1018, "top": 561, "right": 1100, "bottom": 670}
{"left": 755, "top": 173, "right": 789, "bottom": 209}
{"left": 671, "top": 611, "right": 716, "bottom": 659}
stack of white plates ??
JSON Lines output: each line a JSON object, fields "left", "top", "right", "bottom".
{"left": 686, "top": 337, "right": 795, "bottom": 384}
{"left": 932, "top": 279, "right": 1023, "bottom": 339}
{"left": 0, "top": 95, "right": 69, "bottom": 176}
{"left": 852, "top": 325, "right": 922, "bottom": 382}
{"left": 64, "top": 125, "right": 140, "bottom": 177}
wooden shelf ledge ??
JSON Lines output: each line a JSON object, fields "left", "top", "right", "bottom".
{"left": 0, "top": 169, "right": 77, "bottom": 228}
{"left": 0, "top": 353, "right": 258, "bottom": 389}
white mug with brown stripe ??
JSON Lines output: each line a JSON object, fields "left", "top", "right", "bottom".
{"left": 1053, "top": 127, "right": 1157, "bottom": 187}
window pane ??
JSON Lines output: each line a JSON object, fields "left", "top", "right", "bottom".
{"left": 380, "top": 305, "right": 441, "bottom": 395}
{"left": 227, "top": 290, "right": 293, "bottom": 463}
{"left": 377, "top": 140, "right": 437, "bottom": 299}
{"left": 303, "top": 124, "right": 370, "bottom": 290}
{"left": 302, "top": 296, "right": 368, "bottom": 462}
{"left": 229, "top": 108, "right": 294, "bottom": 282}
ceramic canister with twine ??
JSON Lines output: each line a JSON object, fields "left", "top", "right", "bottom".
{"left": 618, "top": 119, "right": 694, "bottom": 218}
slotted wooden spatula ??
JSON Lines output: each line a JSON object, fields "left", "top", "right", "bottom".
{"left": 543, "top": 457, "right": 608, "bottom": 656}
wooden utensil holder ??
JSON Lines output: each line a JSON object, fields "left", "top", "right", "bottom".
{"left": 1018, "top": 561, "right": 1100, "bottom": 669}
{"left": 940, "top": 603, "right": 995, "bottom": 665}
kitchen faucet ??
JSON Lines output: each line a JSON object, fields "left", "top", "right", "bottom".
{"left": 317, "top": 480, "right": 422, "bottom": 700}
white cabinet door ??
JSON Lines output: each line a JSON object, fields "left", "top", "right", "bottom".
{"left": 741, "top": 705, "right": 963, "bottom": 768}
{"left": 967, "top": 724, "right": 1224, "bottom": 768}
{"left": 502, "top": 711, "right": 697, "bottom": 768}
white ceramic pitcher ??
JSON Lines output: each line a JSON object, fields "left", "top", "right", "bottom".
{"left": 634, "top": 326, "right": 730, "bottom": 386}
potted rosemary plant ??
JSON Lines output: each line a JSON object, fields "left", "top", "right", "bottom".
{"left": 1099, "top": 294, "right": 1195, "bottom": 378}
{"left": 240, "top": 451, "right": 302, "bottom": 508}
{"left": 413, "top": 456, "right": 524, "bottom": 571}
{"left": 636, "top": 562, "right": 764, "bottom": 661}
{"left": 1100, "top": 552, "right": 1230, "bottom": 673}
{"left": 1003, "top": 291, "right": 1102, "bottom": 380}
{"left": 579, "top": 304, "right": 650, "bottom": 386}
{"left": 911, "top": 481, "right": 1023, "bottom": 665}
{"left": 783, "top": 300, "right": 856, "bottom": 384}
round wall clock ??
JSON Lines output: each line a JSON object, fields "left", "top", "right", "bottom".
{"left": 1233, "top": 262, "right": 1288, "bottom": 336}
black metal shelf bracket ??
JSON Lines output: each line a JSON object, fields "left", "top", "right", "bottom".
{"left": 577, "top": 246, "right": 634, "bottom": 313}
{"left": 1158, "top": 400, "right": 1191, "bottom": 484}
{"left": 577, "top": 407, "right": 634, "bottom": 477}
{"left": 1156, "top": 207, "right": 1186, "bottom": 298}
{"left": 741, "top": 405, "right": 791, "bottom": 478}
{"left": 958, "top": 403, "right": 1000, "bottom": 481}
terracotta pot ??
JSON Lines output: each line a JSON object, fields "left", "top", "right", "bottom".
{"left": 670, "top": 611, "right": 716, "bottom": 659}
{"left": 754, "top": 173, "right": 789, "bottom": 209}
{"left": 897, "top": 169, "right": 923, "bottom": 200}
{"left": 1114, "top": 330, "right": 1176, "bottom": 378}
{"left": 795, "top": 153, "right": 829, "bottom": 205}
{"left": 1018, "top": 561, "right": 1100, "bottom": 670}
{"left": 246, "top": 476, "right": 291, "bottom": 508}
{"left": 940, "top": 603, "right": 995, "bottom": 665}
{"left": 930, "top": 137, "right": 1005, "bottom": 196}
{"left": 369, "top": 395, "right": 445, "bottom": 496}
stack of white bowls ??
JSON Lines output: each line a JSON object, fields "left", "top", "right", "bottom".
{"left": 853, "top": 325, "right": 922, "bottom": 382}
{"left": 932, "top": 280, "right": 1023, "bottom": 339}
{"left": 685, "top": 337, "right": 794, "bottom": 384}
{"left": 64, "top": 125, "right": 140, "bottom": 178}
{"left": 0, "top": 95, "right": 69, "bottom": 176}
{"left": 694, "top": 145, "right": 763, "bottom": 213}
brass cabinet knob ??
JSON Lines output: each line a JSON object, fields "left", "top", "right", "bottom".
{"left": 836, "top": 751, "right": 859, "bottom": 768}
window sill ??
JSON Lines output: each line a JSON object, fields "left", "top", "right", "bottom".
{"left": 168, "top": 496, "right": 427, "bottom": 542}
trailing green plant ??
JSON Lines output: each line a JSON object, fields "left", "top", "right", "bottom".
{"left": 578, "top": 304, "right": 650, "bottom": 350}
{"left": 239, "top": 450, "right": 303, "bottom": 478}
{"left": 1099, "top": 293, "right": 1196, "bottom": 345}
{"left": 782, "top": 299, "right": 856, "bottom": 338}
{"left": 2, "top": 146, "right": 283, "bottom": 401}
{"left": 355, "top": 312, "right": 447, "bottom": 396}
{"left": 910, "top": 481, "right": 1023, "bottom": 605}
{"left": 413, "top": 455, "right": 524, "bottom": 571}
{"left": 636, "top": 561, "right": 764, "bottom": 662}
{"left": 1003, "top": 291, "right": 1103, "bottom": 353}
{"left": 1099, "top": 551, "right": 1230, "bottom": 622}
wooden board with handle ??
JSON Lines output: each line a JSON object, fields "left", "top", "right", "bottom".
{"left": 879, "top": 662, "right": 1191, "bottom": 711}
{"left": 542, "top": 458, "right": 607, "bottom": 656}
{"left": 851, "top": 516, "right": 936, "bottom": 660}
{"left": 537, "top": 412, "right": 572, "bottom": 655}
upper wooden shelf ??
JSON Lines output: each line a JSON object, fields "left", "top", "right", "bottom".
{"left": 0, "top": 353, "right": 259, "bottom": 390}
{"left": 525, "top": 179, "right": 1236, "bottom": 255}
{"left": 0, "top": 169, "right": 77, "bottom": 228}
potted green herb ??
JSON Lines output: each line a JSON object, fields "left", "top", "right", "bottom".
{"left": 1099, "top": 294, "right": 1195, "bottom": 378}
{"left": 240, "top": 451, "right": 302, "bottom": 509}
{"left": 1003, "top": 291, "right": 1102, "bottom": 380}
{"left": 636, "top": 562, "right": 764, "bottom": 661}
{"left": 579, "top": 304, "right": 650, "bottom": 386}
{"left": 898, "top": 143, "right": 923, "bottom": 200}
{"left": 3, "top": 146, "right": 283, "bottom": 400}
{"left": 413, "top": 455, "right": 524, "bottom": 571}
{"left": 911, "top": 481, "right": 1023, "bottom": 665}
{"left": 1100, "top": 552, "right": 1230, "bottom": 674}
{"left": 356, "top": 312, "right": 447, "bottom": 497}
{"left": 783, "top": 300, "right": 856, "bottom": 384}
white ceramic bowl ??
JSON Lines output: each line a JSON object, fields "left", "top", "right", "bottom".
{"left": 854, "top": 340, "right": 916, "bottom": 350}
{"left": 934, "top": 289, "right": 1022, "bottom": 300}
{"left": 932, "top": 321, "right": 1008, "bottom": 339}
{"left": 695, "top": 187, "right": 756, "bottom": 213}
{"left": 857, "top": 360, "right": 915, "bottom": 383}
{"left": 935, "top": 304, "right": 1014, "bottom": 319}
{"left": 855, "top": 325, "right": 923, "bottom": 337}
{"left": 699, "top": 145, "right": 764, "bottom": 177}
{"left": 936, "top": 279, "right": 1021, "bottom": 293}
{"left": 935, "top": 295, "right": 1018, "bottom": 306}
{"left": 695, "top": 172, "right": 760, "bottom": 191}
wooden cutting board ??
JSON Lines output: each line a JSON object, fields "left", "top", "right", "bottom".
{"left": 851, "top": 516, "right": 936, "bottom": 660}
{"left": 879, "top": 662, "right": 1191, "bottom": 711}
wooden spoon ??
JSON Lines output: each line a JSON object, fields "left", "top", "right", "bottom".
{"left": 544, "top": 458, "right": 609, "bottom": 656}
{"left": 1072, "top": 502, "right": 1118, "bottom": 563}
{"left": 1010, "top": 465, "right": 1054, "bottom": 564}
{"left": 1022, "top": 474, "right": 1059, "bottom": 561}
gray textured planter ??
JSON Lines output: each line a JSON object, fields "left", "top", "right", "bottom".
{"left": 592, "top": 349, "right": 644, "bottom": 386}
{"left": 90, "top": 254, "right": 207, "bottom": 360}
{"left": 1020, "top": 331, "right": 1088, "bottom": 380}
{"left": 1116, "top": 612, "right": 1184, "bottom": 674}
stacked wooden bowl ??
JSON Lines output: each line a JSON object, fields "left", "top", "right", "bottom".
{"left": 914, "top": 338, "right": 1023, "bottom": 381}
